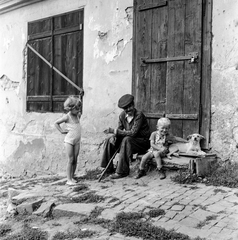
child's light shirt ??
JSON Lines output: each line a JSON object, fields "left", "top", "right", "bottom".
{"left": 148, "top": 131, "right": 177, "bottom": 153}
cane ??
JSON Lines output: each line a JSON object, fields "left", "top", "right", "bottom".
{"left": 98, "top": 148, "right": 120, "bottom": 182}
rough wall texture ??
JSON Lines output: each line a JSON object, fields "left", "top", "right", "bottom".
{"left": 0, "top": 0, "right": 133, "bottom": 176}
{"left": 2, "top": 0, "right": 238, "bottom": 176}
{"left": 211, "top": 0, "right": 238, "bottom": 161}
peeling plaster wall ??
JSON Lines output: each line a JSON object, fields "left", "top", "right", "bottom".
{"left": 211, "top": 0, "right": 238, "bottom": 161}
{"left": 0, "top": 0, "right": 133, "bottom": 176}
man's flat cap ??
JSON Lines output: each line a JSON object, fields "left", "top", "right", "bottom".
{"left": 118, "top": 94, "right": 134, "bottom": 108}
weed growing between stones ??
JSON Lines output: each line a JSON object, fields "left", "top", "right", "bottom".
{"left": 77, "top": 216, "right": 112, "bottom": 229}
{"left": 147, "top": 208, "right": 165, "bottom": 218}
{"left": 2, "top": 223, "right": 48, "bottom": 240}
{"left": 110, "top": 211, "right": 205, "bottom": 240}
{"left": 52, "top": 209, "right": 80, "bottom": 219}
{"left": 193, "top": 204, "right": 207, "bottom": 211}
{"left": 108, "top": 197, "right": 120, "bottom": 203}
{"left": 51, "top": 229, "right": 95, "bottom": 240}
{"left": 171, "top": 169, "right": 201, "bottom": 184}
{"left": 74, "top": 207, "right": 111, "bottom": 229}
{"left": 0, "top": 224, "right": 11, "bottom": 238}
{"left": 55, "top": 195, "right": 74, "bottom": 204}
{"left": 213, "top": 188, "right": 227, "bottom": 194}
{"left": 171, "top": 160, "right": 238, "bottom": 188}
{"left": 196, "top": 215, "right": 218, "bottom": 229}
{"left": 72, "top": 183, "right": 89, "bottom": 193}
{"left": 72, "top": 191, "right": 105, "bottom": 203}
{"left": 13, "top": 211, "right": 32, "bottom": 222}
{"left": 89, "top": 206, "right": 104, "bottom": 218}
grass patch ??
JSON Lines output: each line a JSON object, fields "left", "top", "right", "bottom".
{"left": 72, "top": 191, "right": 105, "bottom": 203}
{"left": 77, "top": 169, "right": 101, "bottom": 181}
{"left": 52, "top": 229, "right": 95, "bottom": 240}
{"left": 171, "top": 161, "right": 238, "bottom": 188}
{"left": 171, "top": 170, "right": 201, "bottom": 185}
{"left": 110, "top": 211, "right": 204, "bottom": 240}
{"left": 3, "top": 224, "right": 48, "bottom": 240}
{"left": 0, "top": 224, "right": 11, "bottom": 237}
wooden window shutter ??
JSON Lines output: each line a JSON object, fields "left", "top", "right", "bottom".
{"left": 27, "top": 9, "right": 84, "bottom": 112}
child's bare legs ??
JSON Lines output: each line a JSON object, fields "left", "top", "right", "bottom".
{"left": 72, "top": 143, "right": 80, "bottom": 182}
{"left": 135, "top": 152, "right": 153, "bottom": 179}
{"left": 154, "top": 151, "right": 166, "bottom": 179}
{"left": 65, "top": 143, "right": 76, "bottom": 185}
{"left": 140, "top": 152, "right": 153, "bottom": 170}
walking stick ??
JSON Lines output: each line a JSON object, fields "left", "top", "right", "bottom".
{"left": 98, "top": 148, "right": 120, "bottom": 182}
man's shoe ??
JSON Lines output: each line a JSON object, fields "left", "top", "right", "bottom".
{"left": 158, "top": 169, "right": 166, "bottom": 180}
{"left": 106, "top": 168, "right": 115, "bottom": 174}
{"left": 135, "top": 169, "right": 146, "bottom": 179}
{"left": 110, "top": 173, "right": 128, "bottom": 179}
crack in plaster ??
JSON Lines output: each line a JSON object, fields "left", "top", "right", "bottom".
{"left": 20, "top": 120, "right": 35, "bottom": 133}
{"left": 125, "top": 6, "right": 133, "bottom": 24}
{"left": 11, "top": 123, "right": 16, "bottom": 131}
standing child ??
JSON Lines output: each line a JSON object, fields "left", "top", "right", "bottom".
{"left": 135, "top": 117, "right": 187, "bottom": 180}
{"left": 54, "top": 96, "right": 82, "bottom": 185}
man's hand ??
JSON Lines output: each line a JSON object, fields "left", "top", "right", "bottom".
{"left": 103, "top": 127, "right": 114, "bottom": 134}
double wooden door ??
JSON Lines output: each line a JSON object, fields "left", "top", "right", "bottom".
{"left": 133, "top": 0, "right": 206, "bottom": 141}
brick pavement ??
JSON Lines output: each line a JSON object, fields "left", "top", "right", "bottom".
{"left": 1, "top": 170, "right": 238, "bottom": 240}
{"left": 91, "top": 171, "right": 238, "bottom": 239}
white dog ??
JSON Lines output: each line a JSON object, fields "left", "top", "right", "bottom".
{"left": 167, "top": 133, "right": 206, "bottom": 158}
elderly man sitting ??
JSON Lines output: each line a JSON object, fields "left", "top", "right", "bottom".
{"left": 101, "top": 94, "right": 151, "bottom": 179}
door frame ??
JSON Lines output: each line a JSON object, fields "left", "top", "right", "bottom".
{"left": 132, "top": 0, "right": 212, "bottom": 149}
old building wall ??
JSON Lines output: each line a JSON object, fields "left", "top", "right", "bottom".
{"left": 211, "top": 0, "right": 238, "bottom": 161}
{"left": 0, "top": 0, "right": 133, "bottom": 176}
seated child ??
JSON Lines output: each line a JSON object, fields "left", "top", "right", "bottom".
{"left": 135, "top": 117, "right": 187, "bottom": 180}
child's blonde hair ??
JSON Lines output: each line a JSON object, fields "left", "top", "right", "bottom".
{"left": 157, "top": 117, "right": 171, "bottom": 127}
{"left": 64, "top": 96, "right": 81, "bottom": 111}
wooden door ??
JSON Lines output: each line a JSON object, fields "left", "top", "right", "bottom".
{"left": 133, "top": 0, "right": 204, "bottom": 140}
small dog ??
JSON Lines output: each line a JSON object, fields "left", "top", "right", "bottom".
{"left": 167, "top": 133, "right": 206, "bottom": 158}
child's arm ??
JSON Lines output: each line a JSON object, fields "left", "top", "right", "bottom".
{"left": 173, "top": 136, "right": 188, "bottom": 143}
{"left": 149, "top": 132, "right": 160, "bottom": 151}
{"left": 151, "top": 141, "right": 165, "bottom": 151}
{"left": 54, "top": 115, "right": 68, "bottom": 134}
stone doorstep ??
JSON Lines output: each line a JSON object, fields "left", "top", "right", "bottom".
{"left": 135, "top": 153, "right": 217, "bottom": 177}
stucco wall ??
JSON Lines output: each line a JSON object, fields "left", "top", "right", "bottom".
{"left": 211, "top": 0, "right": 238, "bottom": 161}
{"left": 0, "top": 0, "right": 133, "bottom": 176}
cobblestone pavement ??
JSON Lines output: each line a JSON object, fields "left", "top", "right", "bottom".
{"left": 1, "top": 170, "right": 238, "bottom": 240}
